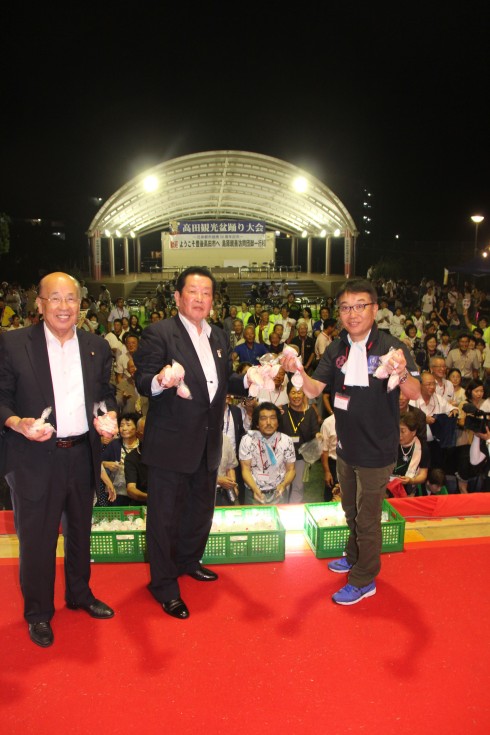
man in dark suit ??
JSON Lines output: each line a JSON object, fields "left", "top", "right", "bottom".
{"left": 134, "top": 266, "right": 244, "bottom": 620}
{"left": 0, "top": 272, "right": 118, "bottom": 648}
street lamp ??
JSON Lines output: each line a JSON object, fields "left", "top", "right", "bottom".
{"left": 471, "top": 215, "right": 484, "bottom": 255}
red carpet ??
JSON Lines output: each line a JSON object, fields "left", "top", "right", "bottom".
{"left": 1, "top": 540, "right": 490, "bottom": 733}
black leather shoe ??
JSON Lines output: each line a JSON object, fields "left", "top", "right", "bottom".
{"left": 66, "top": 599, "right": 114, "bottom": 619}
{"left": 186, "top": 564, "right": 218, "bottom": 582}
{"left": 28, "top": 621, "right": 54, "bottom": 648}
{"left": 162, "top": 598, "right": 190, "bottom": 619}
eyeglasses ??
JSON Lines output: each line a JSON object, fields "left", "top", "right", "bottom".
{"left": 338, "top": 302, "right": 375, "bottom": 315}
{"left": 38, "top": 296, "right": 80, "bottom": 307}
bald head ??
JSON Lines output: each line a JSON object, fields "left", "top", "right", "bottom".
{"left": 39, "top": 272, "right": 81, "bottom": 299}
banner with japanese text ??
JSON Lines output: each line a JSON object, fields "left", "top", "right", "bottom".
{"left": 169, "top": 220, "right": 267, "bottom": 249}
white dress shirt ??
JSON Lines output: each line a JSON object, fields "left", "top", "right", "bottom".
{"left": 44, "top": 324, "right": 88, "bottom": 437}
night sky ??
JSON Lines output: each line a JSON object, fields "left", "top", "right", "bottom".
{"left": 2, "top": 4, "right": 489, "bottom": 250}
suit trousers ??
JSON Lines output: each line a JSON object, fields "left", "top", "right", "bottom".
{"left": 8, "top": 439, "right": 95, "bottom": 623}
{"left": 146, "top": 458, "right": 217, "bottom": 602}
{"left": 336, "top": 456, "right": 394, "bottom": 588}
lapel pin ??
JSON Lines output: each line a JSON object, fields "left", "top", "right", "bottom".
{"left": 91, "top": 352, "right": 95, "bottom": 356}
{"left": 217, "top": 349, "right": 222, "bottom": 358}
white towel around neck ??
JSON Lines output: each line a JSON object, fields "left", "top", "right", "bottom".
{"left": 342, "top": 335, "right": 369, "bottom": 387}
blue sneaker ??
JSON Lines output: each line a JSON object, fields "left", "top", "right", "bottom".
{"left": 327, "top": 557, "right": 353, "bottom": 574}
{"left": 332, "top": 582, "right": 376, "bottom": 605}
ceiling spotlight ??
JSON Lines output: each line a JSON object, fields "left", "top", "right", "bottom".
{"left": 104, "top": 229, "right": 111, "bottom": 237}
{"left": 333, "top": 228, "right": 341, "bottom": 237}
{"left": 143, "top": 175, "right": 158, "bottom": 192}
{"left": 320, "top": 229, "right": 326, "bottom": 238}
{"left": 293, "top": 176, "right": 308, "bottom": 193}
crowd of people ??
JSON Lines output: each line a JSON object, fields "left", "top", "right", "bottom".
{"left": 2, "top": 267, "right": 490, "bottom": 642}
{"left": 3, "top": 272, "right": 490, "bottom": 513}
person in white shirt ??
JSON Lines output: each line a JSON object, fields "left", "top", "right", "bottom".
{"left": 409, "top": 371, "right": 457, "bottom": 442}
{"left": 105, "top": 319, "right": 128, "bottom": 362}
{"left": 314, "top": 318, "right": 336, "bottom": 362}
{"left": 108, "top": 297, "right": 129, "bottom": 329}
{"left": 321, "top": 413, "right": 338, "bottom": 501}
{"left": 421, "top": 287, "right": 435, "bottom": 316}
{"left": 430, "top": 356, "right": 455, "bottom": 404}
{"left": 274, "top": 305, "right": 296, "bottom": 343}
{"left": 390, "top": 307, "right": 406, "bottom": 338}
{"left": 375, "top": 299, "right": 393, "bottom": 333}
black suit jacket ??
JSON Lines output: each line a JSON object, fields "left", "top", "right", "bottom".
{"left": 0, "top": 322, "right": 116, "bottom": 497}
{"left": 134, "top": 316, "right": 239, "bottom": 474}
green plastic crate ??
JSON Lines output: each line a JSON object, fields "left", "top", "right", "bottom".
{"left": 304, "top": 499, "right": 405, "bottom": 558}
{"left": 202, "top": 505, "right": 285, "bottom": 564}
{"left": 90, "top": 506, "right": 147, "bottom": 563}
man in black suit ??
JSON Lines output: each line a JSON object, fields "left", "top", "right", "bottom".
{"left": 134, "top": 266, "right": 244, "bottom": 620}
{"left": 0, "top": 272, "right": 118, "bottom": 648}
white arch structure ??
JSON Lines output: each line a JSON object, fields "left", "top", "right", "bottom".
{"left": 87, "top": 150, "right": 358, "bottom": 279}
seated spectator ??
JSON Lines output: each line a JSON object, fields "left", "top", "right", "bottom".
{"left": 274, "top": 304, "right": 296, "bottom": 343}
{"left": 238, "top": 394, "right": 257, "bottom": 432}
{"left": 416, "top": 467, "right": 449, "bottom": 496}
{"left": 455, "top": 379, "right": 490, "bottom": 493}
{"left": 108, "top": 296, "right": 129, "bottom": 329}
{"left": 115, "top": 333, "right": 140, "bottom": 383}
{"left": 255, "top": 309, "right": 274, "bottom": 344}
{"left": 128, "top": 314, "right": 143, "bottom": 336}
{"left": 116, "top": 357, "right": 148, "bottom": 417}
{"left": 415, "top": 334, "right": 444, "bottom": 372}
{"left": 229, "top": 318, "right": 245, "bottom": 351}
{"left": 105, "top": 318, "right": 127, "bottom": 364}
{"left": 313, "top": 306, "right": 330, "bottom": 336}
{"left": 239, "top": 402, "right": 296, "bottom": 505}
{"left": 86, "top": 310, "right": 106, "bottom": 335}
{"left": 446, "top": 333, "right": 480, "bottom": 388}
{"left": 375, "top": 298, "right": 393, "bottom": 333}
{"left": 256, "top": 366, "right": 289, "bottom": 408}
{"left": 233, "top": 324, "right": 268, "bottom": 365}
{"left": 285, "top": 293, "right": 301, "bottom": 322}
{"left": 223, "top": 305, "right": 238, "bottom": 334}
{"left": 268, "top": 330, "right": 284, "bottom": 355}
{"left": 430, "top": 355, "right": 455, "bottom": 404}
{"left": 296, "top": 307, "right": 315, "bottom": 337}
{"left": 149, "top": 310, "right": 162, "bottom": 323}
{"left": 279, "top": 384, "right": 320, "bottom": 503}
{"left": 8, "top": 314, "right": 23, "bottom": 330}
{"left": 216, "top": 434, "right": 239, "bottom": 506}
{"left": 125, "top": 417, "right": 148, "bottom": 504}
{"left": 409, "top": 371, "right": 458, "bottom": 468}
{"left": 314, "top": 318, "right": 336, "bottom": 364}
{"left": 389, "top": 412, "right": 429, "bottom": 497}
{"left": 401, "top": 323, "right": 422, "bottom": 357}
{"left": 448, "top": 368, "right": 466, "bottom": 407}
{"left": 237, "top": 301, "right": 252, "bottom": 327}
{"left": 290, "top": 323, "right": 315, "bottom": 374}
{"left": 437, "top": 331, "right": 452, "bottom": 359}
{"left": 321, "top": 413, "right": 338, "bottom": 501}
{"left": 222, "top": 394, "right": 245, "bottom": 503}
{"left": 102, "top": 413, "right": 141, "bottom": 506}
{"left": 390, "top": 306, "right": 406, "bottom": 338}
